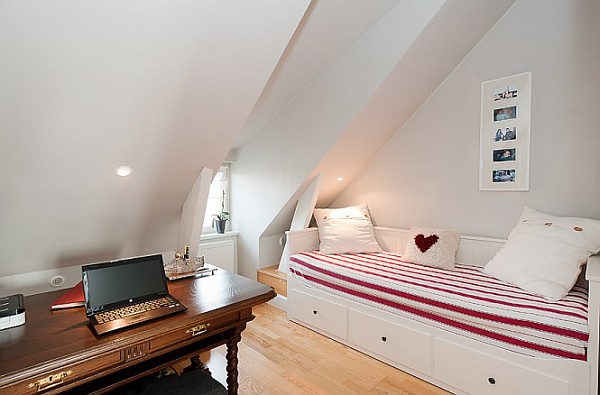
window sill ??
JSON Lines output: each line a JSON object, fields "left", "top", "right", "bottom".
{"left": 200, "top": 231, "right": 239, "bottom": 242}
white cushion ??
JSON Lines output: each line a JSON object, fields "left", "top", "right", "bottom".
{"left": 313, "top": 203, "right": 371, "bottom": 227}
{"left": 484, "top": 207, "right": 600, "bottom": 300}
{"left": 402, "top": 227, "right": 461, "bottom": 270}
{"left": 313, "top": 203, "right": 382, "bottom": 254}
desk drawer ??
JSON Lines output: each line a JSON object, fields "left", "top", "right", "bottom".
{"left": 150, "top": 312, "right": 239, "bottom": 351}
{"left": 5, "top": 350, "right": 122, "bottom": 395}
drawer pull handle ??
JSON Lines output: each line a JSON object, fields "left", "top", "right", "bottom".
{"left": 313, "top": 310, "right": 318, "bottom": 315}
{"left": 381, "top": 336, "right": 387, "bottom": 342}
{"left": 488, "top": 377, "right": 496, "bottom": 385}
{"left": 186, "top": 323, "right": 210, "bottom": 337}
{"left": 28, "top": 370, "right": 73, "bottom": 392}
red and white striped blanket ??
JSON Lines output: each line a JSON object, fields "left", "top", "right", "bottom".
{"left": 289, "top": 251, "right": 589, "bottom": 360}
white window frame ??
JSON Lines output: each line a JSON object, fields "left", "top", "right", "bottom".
{"left": 203, "top": 164, "right": 230, "bottom": 233}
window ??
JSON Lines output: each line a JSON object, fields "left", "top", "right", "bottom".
{"left": 203, "top": 165, "right": 230, "bottom": 232}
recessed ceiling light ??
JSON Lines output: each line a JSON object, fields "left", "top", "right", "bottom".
{"left": 337, "top": 176, "right": 344, "bottom": 182}
{"left": 115, "top": 166, "right": 132, "bottom": 177}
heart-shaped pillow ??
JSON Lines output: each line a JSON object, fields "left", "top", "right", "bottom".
{"left": 403, "top": 227, "right": 461, "bottom": 270}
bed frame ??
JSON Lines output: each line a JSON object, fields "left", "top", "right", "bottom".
{"left": 285, "top": 226, "right": 600, "bottom": 395}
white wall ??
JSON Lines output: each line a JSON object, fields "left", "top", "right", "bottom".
{"left": 178, "top": 167, "right": 213, "bottom": 258}
{"left": 231, "top": 0, "right": 448, "bottom": 278}
{"left": 335, "top": 0, "right": 600, "bottom": 238}
{"left": 310, "top": 0, "right": 516, "bottom": 206}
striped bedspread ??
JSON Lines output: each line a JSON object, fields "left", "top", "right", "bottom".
{"left": 289, "top": 251, "right": 589, "bottom": 360}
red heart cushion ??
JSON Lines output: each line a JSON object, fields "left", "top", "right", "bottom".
{"left": 414, "top": 234, "right": 439, "bottom": 253}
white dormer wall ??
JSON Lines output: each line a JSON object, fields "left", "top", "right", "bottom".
{"left": 334, "top": 0, "right": 600, "bottom": 238}
{"left": 231, "top": 0, "right": 516, "bottom": 279}
{"left": 231, "top": 0, "right": 448, "bottom": 278}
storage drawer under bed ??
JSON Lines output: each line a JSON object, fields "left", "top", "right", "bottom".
{"left": 348, "top": 309, "right": 432, "bottom": 376}
{"left": 288, "top": 287, "right": 348, "bottom": 340}
{"left": 434, "top": 338, "right": 569, "bottom": 395}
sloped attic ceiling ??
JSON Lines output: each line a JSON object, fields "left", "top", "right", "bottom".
{"left": 233, "top": 0, "right": 402, "bottom": 150}
{"left": 0, "top": 0, "right": 310, "bottom": 276}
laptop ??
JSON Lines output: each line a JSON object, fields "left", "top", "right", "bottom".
{"left": 82, "top": 254, "right": 187, "bottom": 335}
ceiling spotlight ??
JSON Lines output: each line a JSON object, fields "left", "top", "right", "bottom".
{"left": 337, "top": 176, "right": 344, "bottom": 182}
{"left": 115, "top": 166, "right": 132, "bottom": 177}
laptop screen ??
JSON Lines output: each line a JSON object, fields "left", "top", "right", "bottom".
{"left": 82, "top": 254, "right": 168, "bottom": 315}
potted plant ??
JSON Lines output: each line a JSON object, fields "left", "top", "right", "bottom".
{"left": 212, "top": 190, "right": 230, "bottom": 234}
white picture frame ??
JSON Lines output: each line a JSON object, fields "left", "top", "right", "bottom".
{"left": 479, "top": 71, "right": 531, "bottom": 191}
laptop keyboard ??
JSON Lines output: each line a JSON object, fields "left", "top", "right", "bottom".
{"left": 94, "top": 297, "right": 178, "bottom": 324}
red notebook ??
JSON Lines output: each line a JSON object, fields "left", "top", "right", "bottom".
{"left": 51, "top": 281, "right": 84, "bottom": 310}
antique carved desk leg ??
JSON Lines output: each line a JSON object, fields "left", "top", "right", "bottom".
{"left": 226, "top": 324, "right": 246, "bottom": 395}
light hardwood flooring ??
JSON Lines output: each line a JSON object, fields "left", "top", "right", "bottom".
{"left": 199, "top": 303, "right": 450, "bottom": 395}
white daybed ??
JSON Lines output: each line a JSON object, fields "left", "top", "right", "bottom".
{"left": 285, "top": 226, "right": 600, "bottom": 395}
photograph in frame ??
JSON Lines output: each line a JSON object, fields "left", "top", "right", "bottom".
{"left": 492, "top": 169, "right": 516, "bottom": 183}
{"left": 493, "top": 148, "right": 516, "bottom": 162}
{"left": 493, "top": 84, "right": 518, "bottom": 101}
{"left": 493, "top": 106, "right": 516, "bottom": 122}
{"left": 493, "top": 126, "right": 517, "bottom": 142}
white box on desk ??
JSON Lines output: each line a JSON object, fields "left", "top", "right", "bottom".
{"left": 0, "top": 294, "right": 25, "bottom": 331}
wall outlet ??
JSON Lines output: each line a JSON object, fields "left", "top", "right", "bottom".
{"left": 50, "top": 275, "right": 65, "bottom": 287}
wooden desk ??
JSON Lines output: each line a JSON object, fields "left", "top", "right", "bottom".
{"left": 0, "top": 269, "right": 275, "bottom": 395}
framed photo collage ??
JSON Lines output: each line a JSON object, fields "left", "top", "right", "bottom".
{"left": 479, "top": 71, "right": 531, "bottom": 191}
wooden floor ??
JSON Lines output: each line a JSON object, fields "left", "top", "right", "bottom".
{"left": 199, "top": 303, "right": 450, "bottom": 395}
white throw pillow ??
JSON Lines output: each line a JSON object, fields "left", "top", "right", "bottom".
{"left": 313, "top": 203, "right": 371, "bottom": 227}
{"left": 402, "top": 227, "right": 461, "bottom": 270}
{"left": 484, "top": 207, "right": 600, "bottom": 300}
{"left": 313, "top": 203, "right": 382, "bottom": 254}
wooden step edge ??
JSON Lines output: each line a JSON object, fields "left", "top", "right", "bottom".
{"left": 257, "top": 265, "right": 287, "bottom": 297}
{"left": 257, "top": 265, "right": 286, "bottom": 280}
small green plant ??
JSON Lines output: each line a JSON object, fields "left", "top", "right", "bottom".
{"left": 212, "top": 190, "right": 230, "bottom": 228}
{"left": 212, "top": 211, "right": 230, "bottom": 222}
